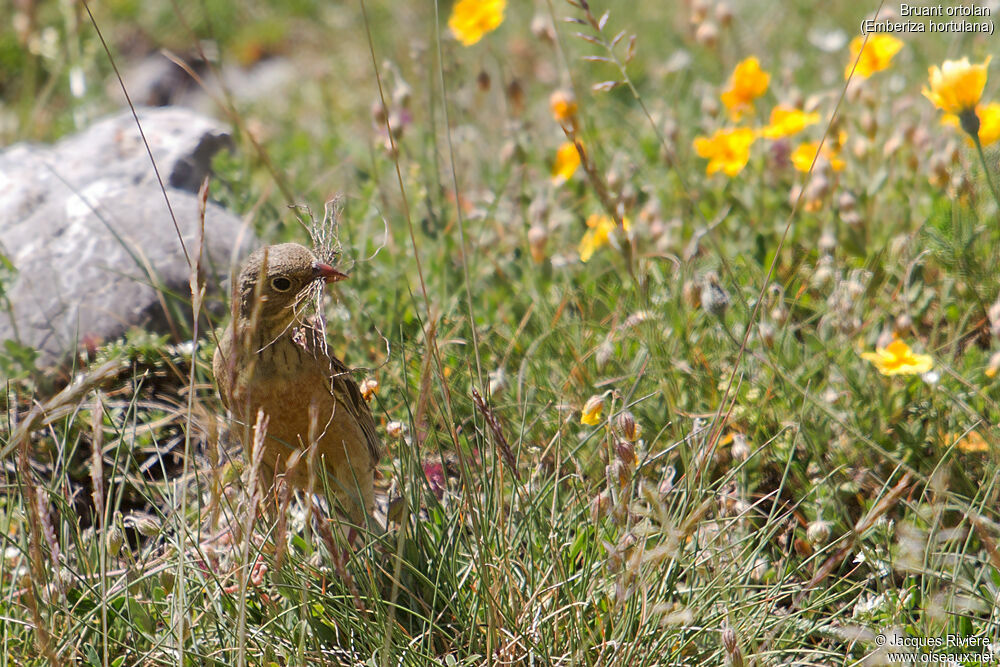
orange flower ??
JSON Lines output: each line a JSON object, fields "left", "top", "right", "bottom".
{"left": 844, "top": 35, "right": 903, "bottom": 80}
{"left": 579, "top": 213, "right": 631, "bottom": 262}
{"left": 759, "top": 105, "right": 821, "bottom": 139}
{"left": 942, "top": 102, "right": 1000, "bottom": 147}
{"left": 449, "top": 0, "right": 506, "bottom": 46}
{"left": 720, "top": 57, "right": 770, "bottom": 120}
{"left": 693, "top": 127, "right": 755, "bottom": 176}
{"left": 950, "top": 430, "right": 990, "bottom": 454}
{"left": 923, "top": 57, "right": 991, "bottom": 114}
{"left": 790, "top": 139, "right": 845, "bottom": 172}
{"left": 550, "top": 90, "right": 578, "bottom": 124}
{"left": 861, "top": 340, "right": 933, "bottom": 376}
{"left": 551, "top": 141, "right": 582, "bottom": 185}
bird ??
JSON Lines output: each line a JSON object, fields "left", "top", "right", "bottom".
{"left": 213, "top": 242, "right": 381, "bottom": 528}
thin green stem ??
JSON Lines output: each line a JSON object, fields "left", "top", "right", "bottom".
{"left": 973, "top": 135, "right": 1000, "bottom": 215}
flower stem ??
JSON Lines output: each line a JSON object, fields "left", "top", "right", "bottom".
{"left": 973, "top": 134, "right": 1000, "bottom": 215}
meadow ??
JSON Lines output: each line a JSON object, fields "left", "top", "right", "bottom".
{"left": 1, "top": 0, "right": 999, "bottom": 664}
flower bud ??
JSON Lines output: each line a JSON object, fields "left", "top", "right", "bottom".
{"left": 690, "top": 0, "right": 710, "bottom": 23}
{"left": 476, "top": 69, "right": 491, "bottom": 92}
{"left": 715, "top": 1, "right": 733, "bottom": 27}
{"left": 860, "top": 109, "right": 877, "bottom": 138}
{"left": 371, "top": 100, "right": 387, "bottom": 125}
{"left": 530, "top": 15, "right": 556, "bottom": 43}
{"left": 387, "top": 111, "right": 405, "bottom": 140}
{"left": 549, "top": 89, "right": 578, "bottom": 124}
{"left": 695, "top": 21, "right": 718, "bottom": 48}
{"left": 124, "top": 512, "right": 160, "bottom": 538}
{"left": 614, "top": 439, "right": 637, "bottom": 468}
{"left": 581, "top": 395, "right": 604, "bottom": 426}
{"left": 160, "top": 568, "right": 175, "bottom": 595}
{"left": 527, "top": 225, "right": 548, "bottom": 263}
{"left": 607, "top": 459, "right": 630, "bottom": 491}
{"left": 359, "top": 378, "right": 379, "bottom": 402}
{"left": 806, "top": 520, "right": 832, "bottom": 545}
{"left": 506, "top": 79, "right": 525, "bottom": 116}
{"left": 722, "top": 626, "right": 744, "bottom": 667}
{"left": 616, "top": 411, "right": 641, "bottom": 442}
{"left": 700, "top": 92, "right": 720, "bottom": 117}
{"left": 106, "top": 524, "right": 123, "bottom": 557}
{"left": 392, "top": 82, "right": 412, "bottom": 109}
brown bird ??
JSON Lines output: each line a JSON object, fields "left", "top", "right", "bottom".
{"left": 213, "top": 243, "right": 381, "bottom": 527}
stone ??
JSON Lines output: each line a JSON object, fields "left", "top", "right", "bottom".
{"left": 0, "top": 107, "right": 254, "bottom": 368}
{"left": 112, "top": 52, "right": 297, "bottom": 113}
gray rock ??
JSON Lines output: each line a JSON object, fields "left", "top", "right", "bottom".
{"left": 0, "top": 107, "right": 254, "bottom": 368}
{"left": 112, "top": 52, "right": 297, "bottom": 114}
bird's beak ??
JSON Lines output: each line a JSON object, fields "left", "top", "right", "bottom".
{"left": 312, "top": 261, "right": 349, "bottom": 283}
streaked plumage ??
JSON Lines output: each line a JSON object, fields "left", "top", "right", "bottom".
{"left": 213, "top": 243, "right": 380, "bottom": 524}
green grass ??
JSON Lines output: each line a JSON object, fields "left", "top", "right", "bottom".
{"left": 2, "top": 0, "right": 1000, "bottom": 665}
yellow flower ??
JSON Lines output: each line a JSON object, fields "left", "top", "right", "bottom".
{"left": 693, "top": 127, "right": 756, "bottom": 176}
{"left": 720, "top": 57, "right": 770, "bottom": 120}
{"left": 922, "top": 56, "right": 991, "bottom": 114}
{"left": 578, "top": 213, "right": 631, "bottom": 262}
{"left": 942, "top": 102, "right": 1000, "bottom": 147}
{"left": 551, "top": 141, "right": 582, "bottom": 185}
{"left": 448, "top": 0, "right": 506, "bottom": 46}
{"left": 861, "top": 339, "right": 933, "bottom": 376}
{"left": 581, "top": 395, "right": 605, "bottom": 425}
{"left": 790, "top": 140, "right": 845, "bottom": 172}
{"left": 759, "top": 105, "right": 821, "bottom": 139}
{"left": 550, "top": 90, "right": 578, "bottom": 123}
{"left": 987, "top": 351, "right": 1000, "bottom": 378}
{"left": 844, "top": 35, "right": 903, "bottom": 80}
{"left": 950, "top": 430, "right": 990, "bottom": 454}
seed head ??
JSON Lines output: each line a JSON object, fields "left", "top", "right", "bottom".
{"left": 721, "top": 626, "right": 744, "bottom": 667}
{"left": 806, "top": 520, "right": 832, "bottom": 545}
{"left": 701, "top": 272, "right": 730, "bottom": 317}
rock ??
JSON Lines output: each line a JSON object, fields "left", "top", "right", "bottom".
{"left": 113, "top": 52, "right": 297, "bottom": 113}
{"left": 0, "top": 107, "right": 254, "bottom": 368}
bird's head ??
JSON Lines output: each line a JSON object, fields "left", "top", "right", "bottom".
{"left": 235, "top": 243, "right": 347, "bottom": 332}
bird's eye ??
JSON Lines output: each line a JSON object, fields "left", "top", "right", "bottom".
{"left": 271, "top": 277, "right": 292, "bottom": 292}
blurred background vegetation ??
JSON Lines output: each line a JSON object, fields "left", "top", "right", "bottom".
{"left": 1, "top": 0, "right": 999, "bottom": 664}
